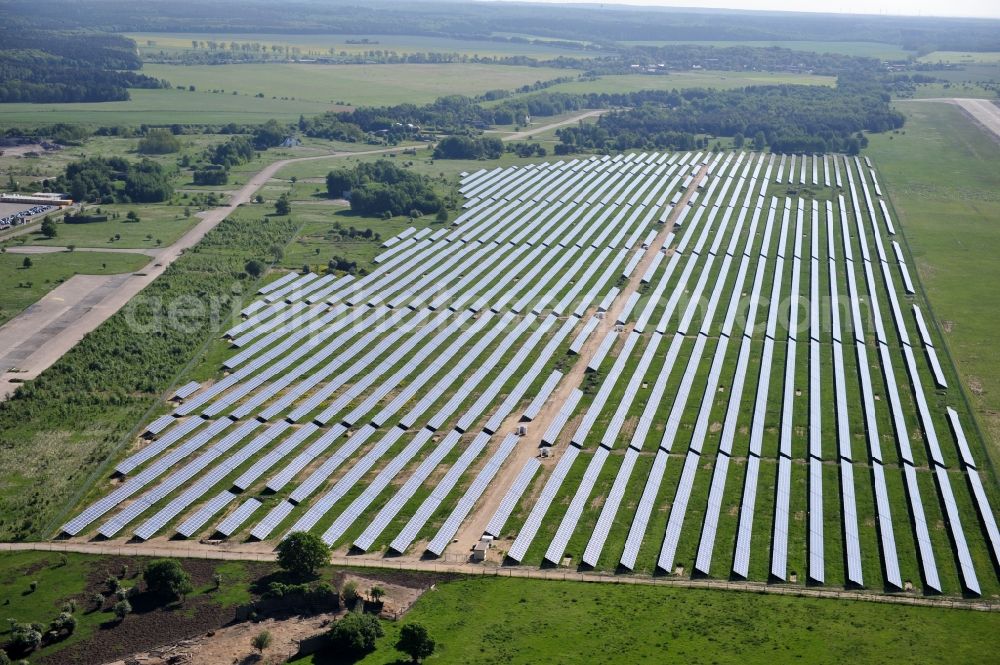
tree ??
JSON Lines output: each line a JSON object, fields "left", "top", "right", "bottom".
{"left": 142, "top": 559, "right": 193, "bottom": 600}
{"left": 0, "top": 646, "right": 10, "bottom": 664}
{"left": 435, "top": 209, "right": 448, "bottom": 223}
{"left": 245, "top": 259, "right": 265, "bottom": 278}
{"left": 274, "top": 193, "right": 291, "bottom": 216}
{"left": 113, "top": 600, "right": 132, "bottom": 622}
{"left": 126, "top": 210, "right": 140, "bottom": 222}
{"left": 396, "top": 623, "right": 435, "bottom": 663}
{"left": 251, "top": 630, "right": 272, "bottom": 654}
{"left": 22, "top": 257, "right": 32, "bottom": 269}
{"left": 275, "top": 531, "right": 328, "bottom": 579}
{"left": 733, "top": 132, "right": 745, "bottom": 149}
{"left": 369, "top": 585, "right": 385, "bottom": 604}
{"left": 40, "top": 218, "right": 57, "bottom": 238}
{"left": 327, "top": 612, "right": 383, "bottom": 657}
{"left": 268, "top": 243, "right": 284, "bottom": 262}
{"left": 753, "top": 131, "right": 767, "bottom": 151}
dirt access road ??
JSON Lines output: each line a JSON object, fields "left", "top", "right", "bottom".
{"left": 1, "top": 541, "right": 993, "bottom": 612}
{"left": 502, "top": 109, "right": 606, "bottom": 141}
{"left": 446, "top": 163, "right": 709, "bottom": 558}
{"left": 0, "top": 145, "right": 408, "bottom": 400}
{"left": 899, "top": 97, "right": 1000, "bottom": 141}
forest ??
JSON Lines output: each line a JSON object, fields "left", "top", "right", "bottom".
{"left": 0, "top": 29, "right": 168, "bottom": 103}
{"left": 326, "top": 160, "right": 444, "bottom": 217}
{"left": 558, "top": 75, "right": 903, "bottom": 154}
{"left": 433, "top": 136, "right": 504, "bottom": 160}
{"left": 8, "top": 0, "right": 1000, "bottom": 53}
{"left": 53, "top": 157, "right": 174, "bottom": 204}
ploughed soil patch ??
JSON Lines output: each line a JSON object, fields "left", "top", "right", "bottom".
{"left": 36, "top": 557, "right": 272, "bottom": 665}
{"left": 34, "top": 556, "right": 457, "bottom": 665}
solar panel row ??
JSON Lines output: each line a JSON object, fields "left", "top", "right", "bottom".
{"left": 424, "top": 432, "right": 521, "bottom": 556}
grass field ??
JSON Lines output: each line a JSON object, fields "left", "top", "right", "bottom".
{"left": 545, "top": 71, "right": 836, "bottom": 96}
{"left": 867, "top": 102, "right": 1000, "bottom": 467}
{"left": 3, "top": 205, "right": 201, "bottom": 250}
{"left": 142, "top": 62, "right": 571, "bottom": 107}
{"left": 0, "top": 63, "right": 572, "bottom": 127}
{"left": 919, "top": 51, "right": 1000, "bottom": 64}
{"left": 128, "top": 32, "right": 593, "bottom": 60}
{"left": 619, "top": 39, "right": 913, "bottom": 59}
{"left": 0, "top": 65, "right": 836, "bottom": 128}
{"left": 0, "top": 251, "right": 148, "bottom": 327}
{"left": 907, "top": 84, "right": 998, "bottom": 100}
{"left": 0, "top": 88, "right": 334, "bottom": 128}
{"left": 293, "top": 577, "right": 1000, "bottom": 664}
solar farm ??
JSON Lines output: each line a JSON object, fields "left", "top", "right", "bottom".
{"left": 62, "top": 149, "right": 999, "bottom": 596}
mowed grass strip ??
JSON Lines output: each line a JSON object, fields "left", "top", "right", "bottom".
{"left": 867, "top": 102, "right": 1000, "bottom": 467}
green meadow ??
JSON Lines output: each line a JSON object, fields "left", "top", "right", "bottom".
{"left": 0, "top": 251, "right": 148, "bottom": 327}
{"left": 545, "top": 71, "right": 836, "bottom": 96}
{"left": 868, "top": 101, "right": 1000, "bottom": 465}
{"left": 293, "top": 576, "right": 1000, "bottom": 664}
{"left": 129, "top": 32, "right": 592, "bottom": 60}
{"left": 619, "top": 39, "right": 913, "bottom": 59}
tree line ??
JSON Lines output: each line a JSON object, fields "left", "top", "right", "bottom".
{"left": 0, "top": 29, "right": 168, "bottom": 103}
{"left": 12, "top": 0, "right": 999, "bottom": 54}
{"left": 556, "top": 74, "right": 903, "bottom": 154}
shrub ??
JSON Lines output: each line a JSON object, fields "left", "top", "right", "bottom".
{"left": 340, "top": 580, "right": 359, "bottom": 606}
{"left": 113, "top": 600, "right": 131, "bottom": 621}
{"left": 138, "top": 128, "right": 181, "bottom": 154}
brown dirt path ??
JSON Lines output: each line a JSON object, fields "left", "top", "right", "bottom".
{"left": 446, "top": 161, "right": 710, "bottom": 556}
{"left": 0, "top": 541, "right": 993, "bottom": 612}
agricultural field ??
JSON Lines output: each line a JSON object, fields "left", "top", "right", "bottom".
{"left": 0, "top": 62, "right": 574, "bottom": 128}
{"left": 619, "top": 39, "right": 913, "bottom": 60}
{"left": 0, "top": 88, "right": 334, "bottom": 128}
{"left": 128, "top": 32, "right": 594, "bottom": 60}
{"left": 918, "top": 52, "right": 1000, "bottom": 64}
{"left": 141, "top": 62, "right": 571, "bottom": 107}
{"left": 0, "top": 251, "right": 148, "bottom": 327}
{"left": 545, "top": 71, "right": 837, "bottom": 96}
{"left": 59, "top": 148, "right": 999, "bottom": 602}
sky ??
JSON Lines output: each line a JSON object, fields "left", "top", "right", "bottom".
{"left": 487, "top": 0, "right": 1000, "bottom": 20}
